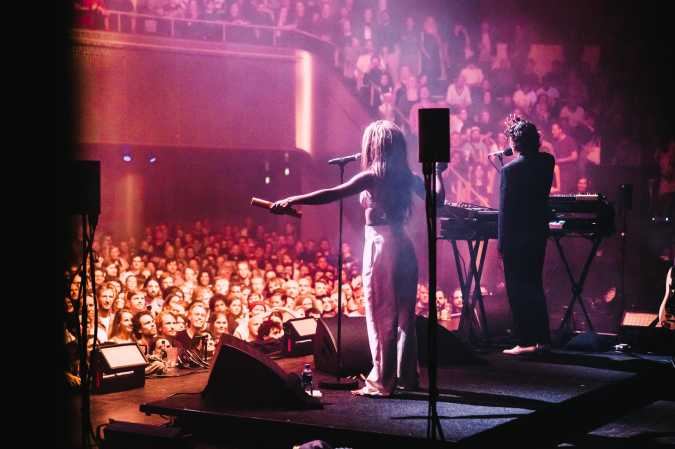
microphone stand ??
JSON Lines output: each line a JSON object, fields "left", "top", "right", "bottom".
{"left": 487, "top": 153, "right": 506, "bottom": 173}
{"left": 319, "top": 157, "right": 358, "bottom": 390}
{"left": 423, "top": 162, "right": 444, "bottom": 441}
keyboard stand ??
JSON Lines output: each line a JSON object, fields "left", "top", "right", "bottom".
{"left": 552, "top": 234, "right": 603, "bottom": 333}
{"left": 449, "top": 238, "right": 491, "bottom": 344}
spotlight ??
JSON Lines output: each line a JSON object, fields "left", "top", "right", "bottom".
{"left": 149, "top": 155, "right": 157, "bottom": 164}
{"left": 265, "top": 176, "right": 271, "bottom": 185}
{"left": 284, "top": 167, "right": 290, "bottom": 176}
{"left": 122, "top": 153, "right": 132, "bottom": 162}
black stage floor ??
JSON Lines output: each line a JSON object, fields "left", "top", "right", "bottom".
{"left": 112, "top": 349, "right": 675, "bottom": 449}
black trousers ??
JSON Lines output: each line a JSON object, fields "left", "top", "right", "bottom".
{"left": 503, "top": 240, "right": 551, "bottom": 346}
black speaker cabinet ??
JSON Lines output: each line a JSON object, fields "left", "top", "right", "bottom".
{"left": 202, "top": 334, "right": 322, "bottom": 409}
{"left": 313, "top": 317, "right": 372, "bottom": 376}
{"left": 418, "top": 108, "right": 450, "bottom": 163}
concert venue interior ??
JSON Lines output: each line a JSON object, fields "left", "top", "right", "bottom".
{"left": 59, "top": 1, "right": 674, "bottom": 448}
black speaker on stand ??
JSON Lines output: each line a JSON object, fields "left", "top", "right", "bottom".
{"left": 419, "top": 107, "right": 450, "bottom": 440}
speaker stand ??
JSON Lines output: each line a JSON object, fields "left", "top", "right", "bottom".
{"left": 319, "top": 159, "right": 358, "bottom": 391}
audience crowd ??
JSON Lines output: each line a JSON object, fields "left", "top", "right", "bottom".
{"left": 64, "top": 218, "right": 465, "bottom": 373}
{"left": 73, "top": 0, "right": 674, "bottom": 213}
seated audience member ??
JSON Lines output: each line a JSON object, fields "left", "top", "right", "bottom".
{"left": 108, "top": 309, "right": 136, "bottom": 344}
{"left": 436, "top": 290, "right": 452, "bottom": 320}
{"left": 415, "top": 284, "right": 430, "bottom": 317}
{"left": 225, "top": 295, "right": 245, "bottom": 333}
{"left": 174, "top": 302, "right": 208, "bottom": 349}
{"left": 209, "top": 312, "right": 229, "bottom": 346}
{"left": 248, "top": 299, "right": 267, "bottom": 316}
{"left": 451, "top": 288, "right": 464, "bottom": 314}
{"left": 233, "top": 313, "right": 265, "bottom": 342}
{"left": 133, "top": 311, "right": 158, "bottom": 355}
{"left": 257, "top": 319, "right": 284, "bottom": 342}
{"left": 175, "top": 314, "right": 187, "bottom": 332}
{"left": 321, "top": 294, "right": 338, "bottom": 318}
{"left": 209, "top": 293, "right": 227, "bottom": 315}
{"left": 156, "top": 311, "right": 178, "bottom": 341}
{"left": 446, "top": 75, "right": 472, "bottom": 110}
{"left": 145, "top": 278, "right": 164, "bottom": 316}
{"left": 96, "top": 283, "right": 116, "bottom": 336}
{"left": 128, "top": 290, "right": 148, "bottom": 315}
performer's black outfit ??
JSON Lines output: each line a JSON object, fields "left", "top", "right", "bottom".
{"left": 498, "top": 151, "right": 555, "bottom": 346}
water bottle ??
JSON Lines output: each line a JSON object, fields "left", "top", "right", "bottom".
{"left": 301, "top": 363, "right": 313, "bottom": 394}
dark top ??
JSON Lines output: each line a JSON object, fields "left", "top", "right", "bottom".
{"left": 498, "top": 152, "right": 555, "bottom": 252}
{"left": 173, "top": 330, "right": 197, "bottom": 350}
{"left": 552, "top": 135, "right": 579, "bottom": 192}
{"left": 552, "top": 134, "right": 578, "bottom": 160}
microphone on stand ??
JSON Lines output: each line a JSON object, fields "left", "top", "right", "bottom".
{"left": 327, "top": 153, "right": 361, "bottom": 165}
{"left": 487, "top": 147, "right": 513, "bottom": 158}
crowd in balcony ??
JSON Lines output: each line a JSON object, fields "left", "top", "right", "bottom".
{"left": 72, "top": 0, "right": 673, "bottom": 216}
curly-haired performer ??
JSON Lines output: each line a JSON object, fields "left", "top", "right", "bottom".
{"left": 499, "top": 115, "right": 555, "bottom": 355}
{"left": 272, "top": 120, "right": 446, "bottom": 396}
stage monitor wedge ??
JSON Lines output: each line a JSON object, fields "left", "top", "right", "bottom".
{"left": 92, "top": 343, "right": 147, "bottom": 394}
{"left": 282, "top": 317, "right": 317, "bottom": 356}
{"left": 203, "top": 334, "right": 322, "bottom": 410}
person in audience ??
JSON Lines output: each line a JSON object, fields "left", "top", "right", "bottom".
{"left": 174, "top": 302, "right": 208, "bottom": 349}
{"left": 399, "top": 17, "right": 420, "bottom": 77}
{"left": 225, "top": 295, "right": 245, "bottom": 333}
{"left": 108, "top": 309, "right": 136, "bottom": 343}
{"left": 446, "top": 74, "right": 472, "bottom": 110}
{"left": 156, "top": 311, "right": 178, "bottom": 341}
{"left": 233, "top": 313, "right": 265, "bottom": 342}
{"left": 96, "top": 283, "right": 116, "bottom": 336}
{"left": 133, "top": 311, "right": 158, "bottom": 355}
{"left": 209, "top": 312, "right": 229, "bottom": 346}
{"left": 128, "top": 290, "right": 147, "bottom": 315}
{"left": 551, "top": 122, "right": 580, "bottom": 193}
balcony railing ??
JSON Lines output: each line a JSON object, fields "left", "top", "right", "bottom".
{"left": 74, "top": 9, "right": 336, "bottom": 60}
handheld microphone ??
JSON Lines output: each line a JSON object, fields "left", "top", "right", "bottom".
{"left": 251, "top": 197, "right": 302, "bottom": 218}
{"left": 488, "top": 147, "right": 513, "bottom": 158}
{"left": 327, "top": 153, "right": 361, "bottom": 165}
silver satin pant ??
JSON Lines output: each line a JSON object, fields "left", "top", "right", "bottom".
{"left": 362, "top": 224, "right": 419, "bottom": 394}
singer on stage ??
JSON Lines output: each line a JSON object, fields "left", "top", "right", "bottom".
{"left": 272, "top": 120, "right": 445, "bottom": 397}
{"left": 498, "top": 115, "right": 554, "bottom": 355}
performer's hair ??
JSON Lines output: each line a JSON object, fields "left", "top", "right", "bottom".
{"left": 360, "top": 120, "right": 414, "bottom": 221}
{"left": 504, "top": 114, "right": 541, "bottom": 153}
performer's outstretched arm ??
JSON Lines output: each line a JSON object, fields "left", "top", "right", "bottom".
{"left": 271, "top": 171, "right": 375, "bottom": 212}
